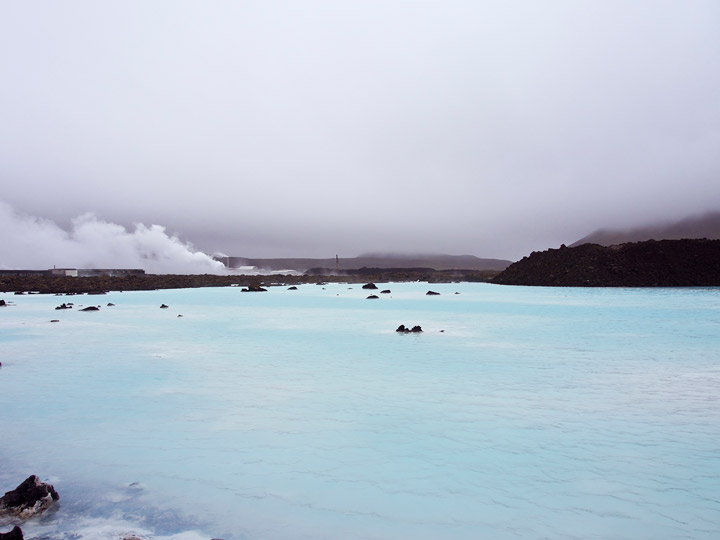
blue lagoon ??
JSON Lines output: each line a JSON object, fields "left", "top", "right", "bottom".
{"left": 1, "top": 283, "right": 719, "bottom": 539}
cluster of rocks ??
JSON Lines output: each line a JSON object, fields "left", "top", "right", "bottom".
{"left": 0, "top": 475, "right": 59, "bottom": 539}
{"left": 396, "top": 324, "right": 423, "bottom": 333}
{"left": 55, "top": 303, "right": 73, "bottom": 310}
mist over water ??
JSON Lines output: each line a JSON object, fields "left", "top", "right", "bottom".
{"left": 0, "top": 201, "right": 225, "bottom": 274}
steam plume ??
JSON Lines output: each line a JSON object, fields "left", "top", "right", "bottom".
{"left": 0, "top": 201, "right": 226, "bottom": 274}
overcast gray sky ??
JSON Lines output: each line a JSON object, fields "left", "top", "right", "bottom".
{"left": 2, "top": 0, "right": 719, "bottom": 267}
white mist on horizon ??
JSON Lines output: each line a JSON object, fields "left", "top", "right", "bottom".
{"left": 0, "top": 201, "right": 226, "bottom": 274}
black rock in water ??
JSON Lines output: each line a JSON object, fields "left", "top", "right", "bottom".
{"left": 396, "top": 324, "right": 422, "bottom": 333}
{"left": 426, "top": 291, "right": 440, "bottom": 296}
{"left": 0, "top": 300, "right": 6, "bottom": 307}
{"left": 160, "top": 304, "right": 169, "bottom": 308}
{"left": 241, "top": 285, "right": 268, "bottom": 292}
{"left": 0, "top": 526, "right": 23, "bottom": 540}
{"left": 80, "top": 306, "right": 99, "bottom": 311}
{"left": 362, "top": 283, "right": 378, "bottom": 290}
{"left": 287, "top": 286, "right": 298, "bottom": 290}
{"left": 0, "top": 475, "right": 59, "bottom": 519}
{"left": 380, "top": 289, "right": 391, "bottom": 294}
{"left": 366, "top": 295, "right": 379, "bottom": 299}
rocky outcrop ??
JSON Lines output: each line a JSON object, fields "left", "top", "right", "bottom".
{"left": 426, "top": 291, "right": 440, "bottom": 296}
{"left": 55, "top": 303, "right": 72, "bottom": 310}
{"left": 380, "top": 289, "right": 391, "bottom": 294}
{"left": 0, "top": 476, "right": 59, "bottom": 520}
{"left": 362, "top": 283, "right": 378, "bottom": 290}
{"left": 80, "top": 306, "right": 99, "bottom": 311}
{"left": 366, "top": 294, "right": 379, "bottom": 299}
{"left": 493, "top": 239, "right": 720, "bottom": 287}
{"left": 0, "top": 526, "right": 23, "bottom": 540}
{"left": 160, "top": 304, "right": 169, "bottom": 308}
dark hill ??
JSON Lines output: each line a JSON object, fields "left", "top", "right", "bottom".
{"left": 493, "top": 239, "right": 720, "bottom": 287}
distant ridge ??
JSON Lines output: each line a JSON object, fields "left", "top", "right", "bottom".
{"left": 494, "top": 238, "right": 720, "bottom": 287}
{"left": 571, "top": 211, "right": 720, "bottom": 246}
{"left": 220, "top": 254, "right": 511, "bottom": 273}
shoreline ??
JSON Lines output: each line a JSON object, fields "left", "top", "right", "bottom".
{"left": 0, "top": 270, "right": 499, "bottom": 295}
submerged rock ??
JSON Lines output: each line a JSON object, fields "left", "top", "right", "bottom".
{"left": 0, "top": 475, "right": 59, "bottom": 520}
{"left": 0, "top": 526, "right": 23, "bottom": 540}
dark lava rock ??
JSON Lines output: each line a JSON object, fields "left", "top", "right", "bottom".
{"left": 241, "top": 285, "right": 268, "bottom": 292}
{"left": 0, "top": 475, "right": 59, "bottom": 519}
{"left": 80, "top": 306, "right": 99, "bottom": 311}
{"left": 380, "top": 289, "right": 391, "bottom": 294}
{"left": 493, "top": 239, "right": 720, "bottom": 287}
{"left": 13, "top": 292, "right": 25, "bottom": 296}
{"left": 366, "top": 295, "right": 379, "bottom": 299}
{"left": 107, "top": 303, "right": 115, "bottom": 306}
{"left": 54, "top": 303, "right": 71, "bottom": 310}
{"left": 287, "top": 286, "right": 298, "bottom": 290}
{"left": 160, "top": 304, "right": 169, "bottom": 308}
{"left": 362, "top": 283, "right": 378, "bottom": 290}
{"left": 0, "top": 526, "right": 23, "bottom": 540}
{"left": 50, "top": 320, "right": 59, "bottom": 323}
{"left": 0, "top": 300, "right": 6, "bottom": 306}
{"left": 396, "top": 324, "right": 423, "bottom": 333}
{"left": 426, "top": 291, "right": 440, "bottom": 296}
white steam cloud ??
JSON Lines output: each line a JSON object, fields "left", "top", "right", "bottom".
{"left": 0, "top": 201, "right": 226, "bottom": 274}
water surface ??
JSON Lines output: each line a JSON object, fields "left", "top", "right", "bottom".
{"left": 1, "top": 283, "right": 719, "bottom": 539}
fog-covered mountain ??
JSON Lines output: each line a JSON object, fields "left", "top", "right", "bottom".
{"left": 571, "top": 212, "right": 720, "bottom": 247}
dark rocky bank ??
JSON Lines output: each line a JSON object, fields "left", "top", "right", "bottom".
{"left": 493, "top": 239, "right": 720, "bottom": 287}
{"left": 0, "top": 269, "right": 499, "bottom": 295}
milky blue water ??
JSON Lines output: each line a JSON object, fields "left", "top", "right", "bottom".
{"left": 1, "top": 283, "right": 719, "bottom": 540}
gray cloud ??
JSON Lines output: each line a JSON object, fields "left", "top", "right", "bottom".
{"left": 2, "top": 1, "right": 719, "bottom": 263}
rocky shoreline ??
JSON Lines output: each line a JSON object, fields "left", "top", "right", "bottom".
{"left": 0, "top": 269, "right": 499, "bottom": 295}
{"left": 493, "top": 238, "right": 720, "bottom": 287}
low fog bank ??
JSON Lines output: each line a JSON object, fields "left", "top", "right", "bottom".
{"left": 0, "top": 201, "right": 226, "bottom": 274}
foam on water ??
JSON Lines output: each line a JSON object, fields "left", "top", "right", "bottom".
{"left": 1, "top": 283, "right": 719, "bottom": 539}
